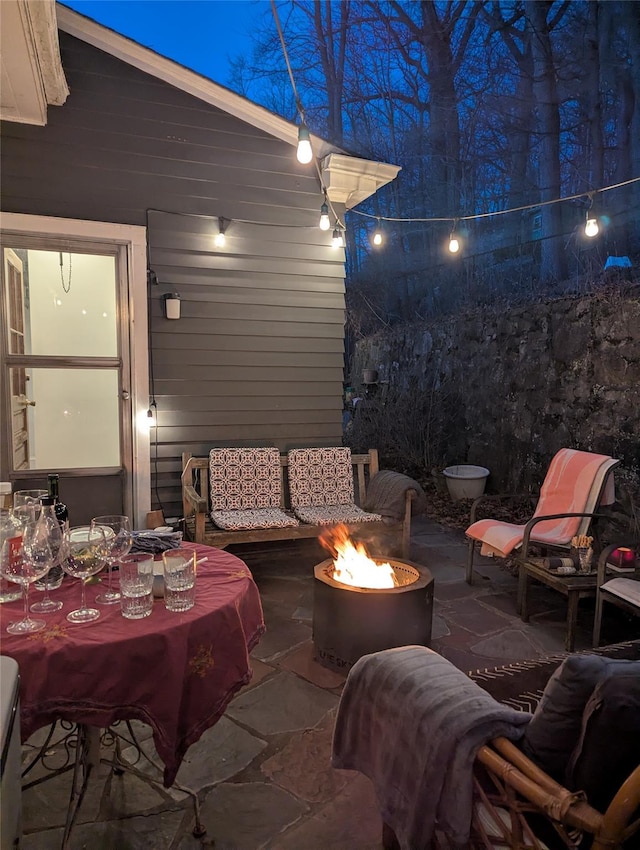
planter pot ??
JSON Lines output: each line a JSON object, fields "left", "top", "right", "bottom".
{"left": 443, "top": 465, "right": 490, "bottom": 501}
{"left": 363, "top": 369, "right": 379, "bottom": 384}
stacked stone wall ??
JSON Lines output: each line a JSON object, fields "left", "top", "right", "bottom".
{"left": 351, "top": 293, "right": 640, "bottom": 491}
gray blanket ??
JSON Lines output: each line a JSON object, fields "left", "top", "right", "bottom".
{"left": 332, "top": 646, "right": 531, "bottom": 849}
{"left": 364, "top": 470, "right": 427, "bottom": 519}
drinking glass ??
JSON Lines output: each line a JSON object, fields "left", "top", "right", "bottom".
{"left": 119, "top": 553, "right": 154, "bottom": 619}
{"left": 577, "top": 547, "right": 592, "bottom": 574}
{"left": 0, "top": 510, "right": 23, "bottom": 604}
{"left": 162, "top": 548, "right": 196, "bottom": 612}
{"left": 91, "top": 515, "right": 132, "bottom": 605}
{"left": 31, "top": 506, "right": 68, "bottom": 614}
{"left": 62, "top": 525, "right": 108, "bottom": 623}
{"left": 1, "top": 519, "right": 53, "bottom": 634}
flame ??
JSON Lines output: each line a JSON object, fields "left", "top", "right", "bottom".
{"left": 319, "top": 524, "right": 398, "bottom": 589}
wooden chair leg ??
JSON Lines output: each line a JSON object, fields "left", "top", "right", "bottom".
{"left": 593, "top": 591, "right": 604, "bottom": 647}
{"left": 466, "top": 539, "right": 476, "bottom": 585}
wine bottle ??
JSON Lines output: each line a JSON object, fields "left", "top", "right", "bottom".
{"left": 47, "top": 474, "right": 69, "bottom": 527}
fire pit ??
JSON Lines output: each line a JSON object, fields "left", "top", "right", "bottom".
{"left": 312, "top": 527, "right": 434, "bottom": 673}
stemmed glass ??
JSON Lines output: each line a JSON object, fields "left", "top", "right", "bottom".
{"left": 1, "top": 519, "right": 54, "bottom": 634}
{"left": 91, "top": 515, "right": 132, "bottom": 605}
{"left": 13, "top": 490, "right": 47, "bottom": 521}
{"left": 62, "top": 525, "right": 108, "bottom": 623}
{"left": 31, "top": 506, "right": 68, "bottom": 614}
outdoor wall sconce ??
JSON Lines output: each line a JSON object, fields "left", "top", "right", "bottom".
{"left": 162, "top": 292, "right": 181, "bottom": 320}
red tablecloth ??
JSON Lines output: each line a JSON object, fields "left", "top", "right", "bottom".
{"left": 0, "top": 543, "right": 264, "bottom": 786}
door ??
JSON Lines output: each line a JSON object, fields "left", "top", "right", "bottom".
{"left": 1, "top": 241, "right": 132, "bottom": 523}
{"left": 3, "top": 249, "right": 30, "bottom": 469}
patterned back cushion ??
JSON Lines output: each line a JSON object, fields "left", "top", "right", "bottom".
{"left": 288, "top": 447, "right": 354, "bottom": 508}
{"left": 209, "top": 447, "right": 282, "bottom": 511}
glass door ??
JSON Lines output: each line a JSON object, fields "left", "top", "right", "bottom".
{"left": 1, "top": 241, "right": 132, "bottom": 522}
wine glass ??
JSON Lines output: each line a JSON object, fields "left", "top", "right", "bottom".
{"left": 13, "top": 490, "right": 47, "bottom": 522}
{"left": 31, "top": 505, "right": 68, "bottom": 614}
{"left": 62, "top": 525, "right": 108, "bottom": 623}
{"left": 1, "top": 519, "right": 54, "bottom": 635}
{"left": 91, "top": 515, "right": 132, "bottom": 605}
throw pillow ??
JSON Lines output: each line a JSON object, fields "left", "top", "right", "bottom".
{"left": 521, "top": 655, "right": 640, "bottom": 782}
{"left": 567, "top": 673, "right": 640, "bottom": 811}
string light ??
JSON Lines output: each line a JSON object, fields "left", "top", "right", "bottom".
{"left": 372, "top": 219, "right": 383, "bottom": 247}
{"left": 584, "top": 195, "right": 599, "bottom": 237}
{"left": 585, "top": 216, "right": 599, "bottom": 238}
{"left": 332, "top": 225, "right": 345, "bottom": 249}
{"left": 214, "top": 217, "right": 227, "bottom": 248}
{"left": 296, "top": 124, "right": 313, "bottom": 164}
{"left": 319, "top": 193, "right": 331, "bottom": 230}
{"left": 147, "top": 400, "right": 157, "bottom": 426}
{"left": 448, "top": 221, "right": 460, "bottom": 253}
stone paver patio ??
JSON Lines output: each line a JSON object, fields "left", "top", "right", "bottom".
{"left": 18, "top": 517, "right": 637, "bottom": 849}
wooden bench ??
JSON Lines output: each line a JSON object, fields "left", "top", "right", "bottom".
{"left": 181, "top": 449, "right": 415, "bottom": 558}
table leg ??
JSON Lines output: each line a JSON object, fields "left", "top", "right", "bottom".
{"left": 61, "top": 725, "right": 100, "bottom": 850}
{"left": 566, "top": 592, "right": 579, "bottom": 653}
{"left": 107, "top": 721, "right": 206, "bottom": 838}
{"left": 517, "top": 566, "right": 530, "bottom": 621}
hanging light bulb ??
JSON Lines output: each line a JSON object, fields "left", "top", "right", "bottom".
{"left": 332, "top": 226, "right": 345, "bottom": 249}
{"left": 585, "top": 215, "right": 599, "bottom": 238}
{"left": 584, "top": 193, "right": 599, "bottom": 238}
{"left": 296, "top": 123, "right": 313, "bottom": 164}
{"left": 319, "top": 200, "right": 330, "bottom": 231}
{"left": 447, "top": 219, "right": 460, "bottom": 253}
{"left": 214, "top": 217, "right": 227, "bottom": 248}
{"left": 146, "top": 401, "right": 157, "bottom": 427}
{"left": 372, "top": 219, "right": 383, "bottom": 247}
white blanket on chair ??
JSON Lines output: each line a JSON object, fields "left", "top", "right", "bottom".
{"left": 332, "top": 646, "right": 531, "bottom": 849}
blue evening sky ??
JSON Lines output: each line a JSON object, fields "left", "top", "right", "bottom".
{"left": 60, "top": 0, "right": 269, "bottom": 87}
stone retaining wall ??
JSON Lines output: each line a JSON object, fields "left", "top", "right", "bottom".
{"left": 351, "top": 293, "right": 640, "bottom": 491}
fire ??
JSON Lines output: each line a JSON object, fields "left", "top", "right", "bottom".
{"left": 319, "top": 524, "right": 398, "bottom": 589}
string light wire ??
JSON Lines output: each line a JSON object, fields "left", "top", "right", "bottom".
{"left": 350, "top": 176, "right": 640, "bottom": 225}
{"left": 270, "top": 0, "right": 346, "bottom": 230}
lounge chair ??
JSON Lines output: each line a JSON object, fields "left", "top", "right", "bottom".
{"left": 465, "top": 448, "right": 619, "bottom": 584}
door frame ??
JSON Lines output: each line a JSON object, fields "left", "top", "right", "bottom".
{"left": 0, "top": 212, "right": 150, "bottom": 527}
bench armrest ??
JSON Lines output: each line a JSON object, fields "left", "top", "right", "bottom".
{"left": 183, "top": 484, "right": 207, "bottom": 513}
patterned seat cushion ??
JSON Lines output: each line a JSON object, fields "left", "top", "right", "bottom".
{"left": 294, "top": 504, "right": 382, "bottom": 526}
{"left": 211, "top": 508, "right": 299, "bottom": 530}
{"left": 288, "top": 447, "right": 355, "bottom": 508}
{"left": 209, "top": 447, "right": 282, "bottom": 510}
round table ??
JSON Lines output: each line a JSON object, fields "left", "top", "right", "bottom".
{"left": 0, "top": 542, "right": 264, "bottom": 786}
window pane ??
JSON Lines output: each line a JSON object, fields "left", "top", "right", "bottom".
{"left": 10, "top": 368, "right": 121, "bottom": 470}
{"left": 7, "top": 248, "right": 118, "bottom": 357}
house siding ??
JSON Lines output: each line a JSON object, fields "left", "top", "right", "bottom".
{"left": 0, "top": 33, "right": 346, "bottom": 519}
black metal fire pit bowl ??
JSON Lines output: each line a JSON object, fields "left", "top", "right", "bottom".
{"left": 313, "top": 558, "right": 434, "bottom": 674}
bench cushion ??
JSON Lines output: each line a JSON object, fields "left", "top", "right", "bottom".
{"left": 209, "top": 447, "right": 282, "bottom": 510}
{"left": 211, "top": 508, "right": 299, "bottom": 531}
{"left": 288, "top": 447, "right": 354, "bottom": 507}
{"left": 293, "top": 504, "right": 383, "bottom": 525}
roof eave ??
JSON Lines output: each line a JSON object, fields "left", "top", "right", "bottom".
{"left": 55, "top": 4, "right": 400, "bottom": 204}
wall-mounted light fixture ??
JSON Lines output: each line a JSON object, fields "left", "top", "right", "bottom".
{"left": 162, "top": 292, "right": 181, "bottom": 320}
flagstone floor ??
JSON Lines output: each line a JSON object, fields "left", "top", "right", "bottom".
{"left": 19, "top": 518, "right": 637, "bottom": 850}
